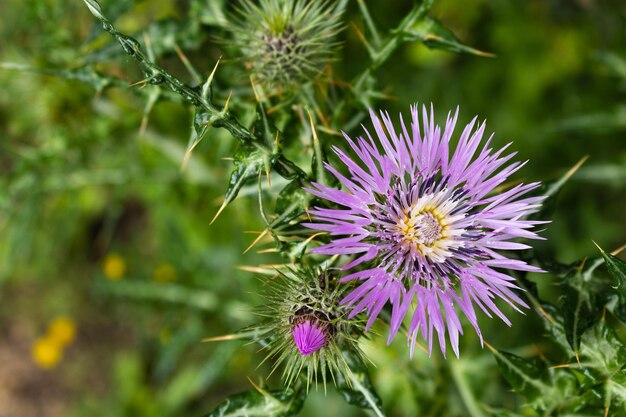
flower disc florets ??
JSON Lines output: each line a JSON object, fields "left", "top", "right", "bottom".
{"left": 227, "top": 0, "right": 344, "bottom": 88}
{"left": 254, "top": 268, "right": 364, "bottom": 388}
{"left": 305, "top": 105, "right": 547, "bottom": 358}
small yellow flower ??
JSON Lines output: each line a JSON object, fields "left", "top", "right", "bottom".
{"left": 103, "top": 253, "right": 126, "bottom": 280}
{"left": 32, "top": 336, "right": 62, "bottom": 369}
{"left": 153, "top": 262, "right": 176, "bottom": 283}
{"left": 48, "top": 316, "right": 76, "bottom": 347}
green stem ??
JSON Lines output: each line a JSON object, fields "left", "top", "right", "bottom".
{"left": 449, "top": 360, "right": 487, "bottom": 417}
{"left": 333, "top": 0, "right": 434, "bottom": 121}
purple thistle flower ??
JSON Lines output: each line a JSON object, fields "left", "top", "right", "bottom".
{"left": 292, "top": 319, "right": 327, "bottom": 356}
{"left": 305, "top": 105, "right": 546, "bottom": 358}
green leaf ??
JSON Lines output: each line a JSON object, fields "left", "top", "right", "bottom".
{"left": 594, "top": 242, "right": 626, "bottom": 299}
{"left": 580, "top": 320, "right": 626, "bottom": 378}
{"left": 336, "top": 350, "right": 385, "bottom": 417}
{"left": 404, "top": 17, "right": 494, "bottom": 57}
{"left": 203, "top": 387, "right": 306, "bottom": 417}
{"left": 579, "top": 320, "right": 626, "bottom": 412}
{"left": 537, "top": 303, "right": 575, "bottom": 357}
{"left": 489, "top": 348, "right": 550, "bottom": 401}
{"left": 272, "top": 179, "right": 312, "bottom": 230}
{"left": 211, "top": 143, "right": 267, "bottom": 223}
{"left": 561, "top": 263, "right": 604, "bottom": 353}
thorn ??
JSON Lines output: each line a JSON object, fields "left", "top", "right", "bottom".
{"left": 549, "top": 364, "right": 572, "bottom": 369}
{"left": 265, "top": 161, "right": 271, "bottom": 188}
{"left": 593, "top": 240, "right": 626, "bottom": 257}
{"left": 244, "top": 228, "right": 269, "bottom": 254}
{"left": 174, "top": 43, "right": 201, "bottom": 85}
{"left": 257, "top": 248, "right": 279, "bottom": 254}
{"left": 565, "top": 155, "right": 589, "bottom": 180}
{"left": 223, "top": 90, "right": 232, "bottom": 112}
{"left": 202, "top": 57, "right": 221, "bottom": 98}
{"left": 422, "top": 34, "right": 496, "bottom": 57}
{"left": 235, "top": 265, "right": 277, "bottom": 275}
{"left": 483, "top": 340, "right": 496, "bottom": 352}
{"left": 250, "top": 76, "right": 261, "bottom": 102}
{"left": 247, "top": 377, "right": 267, "bottom": 395}
{"left": 611, "top": 243, "right": 626, "bottom": 256}
{"left": 307, "top": 108, "right": 320, "bottom": 147}
{"left": 208, "top": 57, "right": 221, "bottom": 85}
{"left": 274, "top": 131, "right": 279, "bottom": 148}
{"left": 350, "top": 22, "right": 375, "bottom": 58}
{"left": 574, "top": 351, "right": 581, "bottom": 367}
{"left": 537, "top": 304, "right": 555, "bottom": 323}
{"left": 202, "top": 334, "right": 244, "bottom": 343}
{"left": 181, "top": 141, "right": 200, "bottom": 172}
{"left": 221, "top": 157, "right": 234, "bottom": 161}
{"left": 604, "top": 406, "right": 609, "bottom": 417}
{"left": 313, "top": 105, "right": 329, "bottom": 129}
{"left": 301, "top": 232, "right": 325, "bottom": 247}
{"left": 128, "top": 77, "right": 153, "bottom": 88}
{"left": 210, "top": 200, "right": 228, "bottom": 225}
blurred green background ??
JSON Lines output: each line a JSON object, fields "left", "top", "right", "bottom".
{"left": 0, "top": 1, "right": 624, "bottom": 416}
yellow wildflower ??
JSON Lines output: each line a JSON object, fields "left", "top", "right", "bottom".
{"left": 32, "top": 336, "right": 62, "bottom": 369}
{"left": 48, "top": 316, "right": 76, "bottom": 347}
{"left": 103, "top": 253, "right": 126, "bottom": 280}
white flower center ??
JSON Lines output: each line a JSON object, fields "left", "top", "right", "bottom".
{"left": 391, "top": 190, "right": 467, "bottom": 263}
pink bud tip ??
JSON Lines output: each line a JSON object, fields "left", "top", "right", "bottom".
{"left": 292, "top": 320, "right": 327, "bottom": 356}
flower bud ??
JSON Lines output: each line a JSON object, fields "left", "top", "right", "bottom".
{"left": 252, "top": 267, "right": 363, "bottom": 388}
{"left": 226, "top": 0, "right": 345, "bottom": 89}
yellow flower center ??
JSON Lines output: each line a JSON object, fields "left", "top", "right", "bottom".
{"left": 397, "top": 208, "right": 445, "bottom": 251}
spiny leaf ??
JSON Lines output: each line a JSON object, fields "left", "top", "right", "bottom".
{"left": 403, "top": 17, "right": 494, "bottom": 57}
{"left": 272, "top": 179, "right": 312, "bottom": 230}
{"left": 202, "top": 387, "right": 306, "bottom": 417}
{"left": 594, "top": 242, "right": 626, "bottom": 299}
{"left": 336, "top": 350, "right": 385, "bottom": 417}
{"left": 561, "top": 261, "right": 604, "bottom": 354}
{"left": 488, "top": 346, "right": 550, "bottom": 401}
{"left": 212, "top": 143, "right": 268, "bottom": 223}
{"left": 580, "top": 320, "right": 626, "bottom": 377}
{"left": 579, "top": 320, "right": 626, "bottom": 412}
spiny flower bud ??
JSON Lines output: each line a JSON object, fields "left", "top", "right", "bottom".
{"left": 226, "top": 0, "right": 345, "bottom": 89}
{"left": 252, "top": 267, "right": 364, "bottom": 388}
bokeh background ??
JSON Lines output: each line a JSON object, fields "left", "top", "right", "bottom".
{"left": 1, "top": 1, "right": 624, "bottom": 416}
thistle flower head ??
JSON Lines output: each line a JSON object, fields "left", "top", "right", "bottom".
{"left": 292, "top": 319, "right": 327, "bottom": 355}
{"left": 227, "top": 0, "right": 344, "bottom": 88}
{"left": 254, "top": 267, "right": 363, "bottom": 388}
{"left": 305, "top": 105, "right": 546, "bottom": 358}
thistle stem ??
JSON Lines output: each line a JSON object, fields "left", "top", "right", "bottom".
{"left": 449, "top": 359, "right": 487, "bottom": 417}
{"left": 81, "top": 0, "right": 306, "bottom": 181}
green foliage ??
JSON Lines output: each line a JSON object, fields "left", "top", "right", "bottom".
{"left": 1, "top": 0, "right": 625, "bottom": 416}
{"left": 336, "top": 350, "right": 384, "bottom": 417}
{"left": 595, "top": 243, "right": 626, "bottom": 299}
{"left": 203, "top": 386, "right": 306, "bottom": 417}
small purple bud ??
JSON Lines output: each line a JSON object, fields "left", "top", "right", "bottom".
{"left": 292, "top": 320, "right": 327, "bottom": 356}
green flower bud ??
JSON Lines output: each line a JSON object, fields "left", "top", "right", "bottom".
{"left": 226, "top": 0, "right": 345, "bottom": 89}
